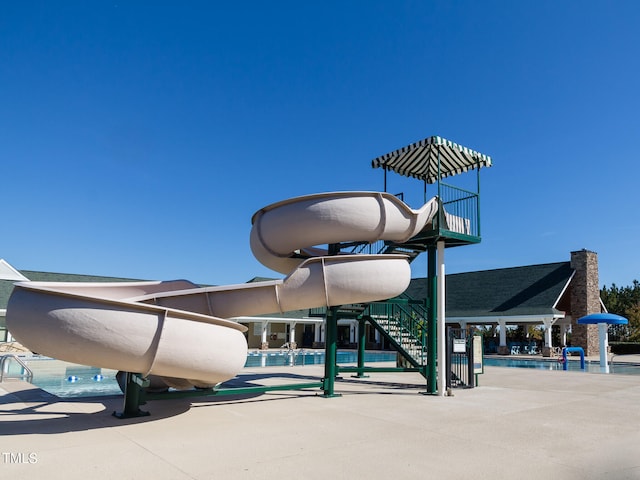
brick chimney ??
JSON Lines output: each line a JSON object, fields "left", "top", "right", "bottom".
{"left": 570, "top": 249, "right": 600, "bottom": 356}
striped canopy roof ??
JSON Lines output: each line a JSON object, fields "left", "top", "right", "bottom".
{"left": 371, "top": 136, "right": 492, "bottom": 184}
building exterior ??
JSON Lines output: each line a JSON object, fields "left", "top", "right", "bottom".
{"left": 403, "top": 249, "right": 604, "bottom": 355}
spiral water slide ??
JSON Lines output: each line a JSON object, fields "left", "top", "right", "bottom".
{"left": 7, "top": 192, "right": 438, "bottom": 389}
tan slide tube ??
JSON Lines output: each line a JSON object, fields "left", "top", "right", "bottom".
{"left": 6, "top": 192, "right": 438, "bottom": 387}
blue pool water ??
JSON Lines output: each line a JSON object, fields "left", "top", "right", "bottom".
{"left": 484, "top": 356, "right": 640, "bottom": 375}
{"left": 5, "top": 350, "right": 397, "bottom": 398}
{"left": 245, "top": 349, "right": 397, "bottom": 367}
{"left": 3, "top": 356, "right": 122, "bottom": 398}
{"left": 7, "top": 351, "right": 640, "bottom": 398}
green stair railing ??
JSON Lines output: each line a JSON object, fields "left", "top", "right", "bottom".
{"left": 309, "top": 296, "right": 430, "bottom": 376}
{"left": 344, "top": 239, "right": 386, "bottom": 256}
{"left": 365, "top": 300, "right": 428, "bottom": 375}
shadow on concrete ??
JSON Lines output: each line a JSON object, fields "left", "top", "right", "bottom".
{"left": 0, "top": 372, "right": 322, "bottom": 435}
{"left": 0, "top": 369, "right": 432, "bottom": 435}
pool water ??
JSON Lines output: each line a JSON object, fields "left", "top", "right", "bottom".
{"left": 245, "top": 349, "right": 397, "bottom": 367}
{"left": 484, "top": 356, "right": 640, "bottom": 375}
{"left": 3, "top": 356, "right": 121, "bottom": 398}
{"left": 7, "top": 352, "right": 640, "bottom": 398}
{"left": 5, "top": 350, "right": 397, "bottom": 398}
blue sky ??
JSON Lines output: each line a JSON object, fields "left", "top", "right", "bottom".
{"left": 2, "top": 1, "right": 639, "bottom": 288}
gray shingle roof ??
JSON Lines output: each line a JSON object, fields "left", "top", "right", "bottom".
{"left": 405, "top": 262, "right": 573, "bottom": 318}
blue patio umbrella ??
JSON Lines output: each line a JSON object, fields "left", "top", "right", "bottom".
{"left": 577, "top": 313, "right": 628, "bottom": 325}
{"left": 577, "top": 313, "right": 628, "bottom": 373}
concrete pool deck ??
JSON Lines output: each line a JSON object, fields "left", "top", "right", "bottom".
{"left": 2, "top": 362, "right": 640, "bottom": 480}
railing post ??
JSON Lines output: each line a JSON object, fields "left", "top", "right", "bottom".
{"left": 476, "top": 158, "right": 482, "bottom": 237}
{"left": 446, "top": 327, "right": 452, "bottom": 391}
{"left": 467, "top": 333, "right": 475, "bottom": 388}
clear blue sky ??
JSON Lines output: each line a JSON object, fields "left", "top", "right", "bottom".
{"left": 2, "top": 1, "right": 639, "bottom": 288}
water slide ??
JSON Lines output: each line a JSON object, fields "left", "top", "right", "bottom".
{"left": 6, "top": 192, "right": 439, "bottom": 389}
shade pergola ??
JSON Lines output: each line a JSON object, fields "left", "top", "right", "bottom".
{"left": 371, "top": 135, "right": 492, "bottom": 184}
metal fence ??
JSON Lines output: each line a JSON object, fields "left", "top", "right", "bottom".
{"left": 447, "top": 327, "right": 476, "bottom": 389}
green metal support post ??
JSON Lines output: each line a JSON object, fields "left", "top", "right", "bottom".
{"left": 322, "top": 306, "right": 341, "bottom": 397}
{"left": 426, "top": 246, "right": 437, "bottom": 394}
{"left": 113, "top": 372, "right": 150, "bottom": 419}
{"left": 354, "top": 316, "right": 369, "bottom": 378}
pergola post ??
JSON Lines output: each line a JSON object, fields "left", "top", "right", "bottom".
{"left": 261, "top": 321, "right": 269, "bottom": 350}
{"left": 289, "top": 322, "right": 296, "bottom": 349}
{"left": 497, "top": 319, "right": 508, "bottom": 355}
{"left": 542, "top": 318, "right": 554, "bottom": 356}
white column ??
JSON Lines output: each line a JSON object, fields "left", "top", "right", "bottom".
{"left": 542, "top": 319, "right": 554, "bottom": 351}
{"left": 598, "top": 323, "right": 609, "bottom": 373}
{"left": 261, "top": 321, "right": 268, "bottom": 345}
{"left": 289, "top": 322, "right": 296, "bottom": 345}
{"left": 498, "top": 319, "right": 507, "bottom": 348}
{"left": 349, "top": 321, "right": 356, "bottom": 344}
{"left": 314, "top": 322, "right": 321, "bottom": 343}
{"left": 437, "top": 240, "right": 446, "bottom": 397}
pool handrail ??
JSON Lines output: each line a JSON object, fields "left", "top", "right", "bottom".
{"left": 561, "top": 347, "right": 585, "bottom": 371}
{"left": 0, "top": 354, "right": 34, "bottom": 383}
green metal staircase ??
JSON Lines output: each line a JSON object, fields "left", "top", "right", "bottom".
{"left": 343, "top": 238, "right": 425, "bottom": 259}
{"left": 364, "top": 300, "right": 429, "bottom": 377}
{"left": 324, "top": 235, "right": 432, "bottom": 379}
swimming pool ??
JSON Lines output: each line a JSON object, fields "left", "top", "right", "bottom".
{"left": 245, "top": 349, "right": 397, "bottom": 367}
{"left": 4, "top": 350, "right": 397, "bottom": 398}
{"left": 8, "top": 352, "right": 640, "bottom": 398}
{"left": 484, "top": 356, "right": 640, "bottom": 375}
{"left": 3, "top": 356, "right": 121, "bottom": 398}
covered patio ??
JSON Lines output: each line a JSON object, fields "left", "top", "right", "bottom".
{"left": 402, "top": 253, "right": 604, "bottom": 356}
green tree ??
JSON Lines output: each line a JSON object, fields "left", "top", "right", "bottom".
{"left": 625, "top": 304, "right": 640, "bottom": 342}
{"left": 601, "top": 280, "right": 640, "bottom": 341}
